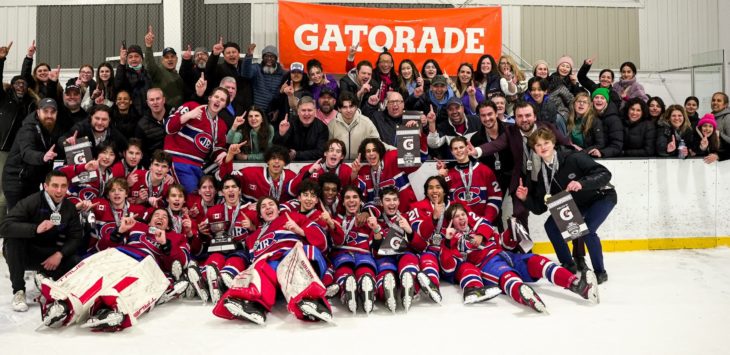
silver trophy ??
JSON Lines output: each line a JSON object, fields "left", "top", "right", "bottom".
{"left": 208, "top": 221, "right": 236, "bottom": 252}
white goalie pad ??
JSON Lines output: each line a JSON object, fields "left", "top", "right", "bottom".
{"left": 276, "top": 242, "right": 325, "bottom": 303}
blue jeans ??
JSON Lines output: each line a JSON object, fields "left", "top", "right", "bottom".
{"left": 544, "top": 198, "right": 616, "bottom": 273}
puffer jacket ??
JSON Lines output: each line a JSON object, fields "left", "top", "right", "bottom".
{"left": 596, "top": 104, "right": 624, "bottom": 157}
{"left": 622, "top": 116, "right": 656, "bottom": 157}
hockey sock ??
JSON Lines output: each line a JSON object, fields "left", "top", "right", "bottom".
{"left": 526, "top": 254, "right": 577, "bottom": 288}
{"left": 499, "top": 271, "right": 527, "bottom": 305}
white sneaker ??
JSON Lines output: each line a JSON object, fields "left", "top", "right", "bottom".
{"left": 12, "top": 290, "right": 28, "bottom": 312}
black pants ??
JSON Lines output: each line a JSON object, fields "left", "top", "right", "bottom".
{"left": 3, "top": 238, "right": 80, "bottom": 294}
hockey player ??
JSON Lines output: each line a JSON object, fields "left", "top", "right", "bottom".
{"left": 40, "top": 208, "right": 190, "bottom": 331}
{"left": 287, "top": 138, "right": 353, "bottom": 196}
{"left": 110, "top": 138, "right": 144, "bottom": 179}
{"left": 437, "top": 136, "right": 502, "bottom": 223}
{"left": 219, "top": 144, "right": 296, "bottom": 203}
{"left": 409, "top": 179, "right": 500, "bottom": 304}
{"left": 212, "top": 196, "right": 331, "bottom": 324}
{"left": 365, "top": 186, "right": 422, "bottom": 313}
{"left": 328, "top": 185, "right": 377, "bottom": 314}
{"left": 164, "top": 89, "right": 229, "bottom": 193}
{"left": 185, "top": 175, "right": 219, "bottom": 257}
{"left": 128, "top": 150, "right": 174, "bottom": 208}
{"left": 441, "top": 203, "right": 599, "bottom": 313}
{"left": 319, "top": 172, "right": 344, "bottom": 216}
{"left": 58, "top": 140, "right": 117, "bottom": 204}
{"left": 187, "top": 175, "right": 257, "bottom": 303}
{"left": 87, "top": 177, "right": 148, "bottom": 251}
{"left": 352, "top": 138, "right": 418, "bottom": 213}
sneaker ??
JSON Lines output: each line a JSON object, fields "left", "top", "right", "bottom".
{"left": 157, "top": 280, "right": 190, "bottom": 305}
{"left": 596, "top": 271, "right": 608, "bottom": 284}
{"left": 186, "top": 264, "right": 209, "bottom": 302}
{"left": 358, "top": 274, "right": 375, "bottom": 315}
{"left": 81, "top": 307, "right": 124, "bottom": 330}
{"left": 42, "top": 301, "right": 69, "bottom": 328}
{"left": 383, "top": 272, "right": 397, "bottom": 313}
{"left": 205, "top": 265, "right": 223, "bottom": 303}
{"left": 417, "top": 272, "right": 442, "bottom": 304}
{"left": 12, "top": 290, "right": 28, "bottom": 312}
{"left": 569, "top": 270, "right": 599, "bottom": 304}
{"left": 341, "top": 275, "right": 357, "bottom": 314}
{"left": 400, "top": 272, "right": 415, "bottom": 313}
{"left": 170, "top": 260, "right": 184, "bottom": 281}
{"left": 518, "top": 284, "right": 548, "bottom": 313}
{"left": 575, "top": 256, "right": 589, "bottom": 272}
{"left": 325, "top": 283, "right": 340, "bottom": 298}
{"left": 463, "top": 285, "right": 502, "bottom": 304}
{"left": 298, "top": 299, "right": 334, "bottom": 323}
{"left": 223, "top": 298, "right": 266, "bottom": 325}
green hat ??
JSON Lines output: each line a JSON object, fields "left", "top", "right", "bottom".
{"left": 591, "top": 88, "right": 610, "bottom": 103}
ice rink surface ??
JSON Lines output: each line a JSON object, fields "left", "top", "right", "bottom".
{"left": 1, "top": 248, "right": 729, "bottom": 355}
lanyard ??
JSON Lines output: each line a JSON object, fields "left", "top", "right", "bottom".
{"left": 206, "top": 109, "right": 218, "bottom": 149}
{"left": 146, "top": 171, "right": 163, "bottom": 197}
{"left": 167, "top": 207, "right": 182, "bottom": 233}
{"left": 113, "top": 202, "right": 129, "bottom": 226}
{"left": 97, "top": 168, "right": 111, "bottom": 195}
{"left": 44, "top": 192, "right": 61, "bottom": 213}
{"left": 485, "top": 133, "right": 501, "bottom": 170}
{"left": 225, "top": 202, "right": 241, "bottom": 235}
{"left": 36, "top": 125, "right": 48, "bottom": 150}
{"left": 541, "top": 152, "right": 560, "bottom": 198}
{"left": 458, "top": 161, "right": 475, "bottom": 202}
{"left": 266, "top": 170, "right": 285, "bottom": 200}
{"left": 122, "top": 160, "right": 137, "bottom": 176}
{"left": 370, "top": 161, "right": 383, "bottom": 202}
{"left": 382, "top": 213, "right": 404, "bottom": 235}
{"left": 342, "top": 215, "right": 356, "bottom": 240}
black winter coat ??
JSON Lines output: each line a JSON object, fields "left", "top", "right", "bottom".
{"left": 0, "top": 58, "right": 37, "bottom": 151}
{"left": 272, "top": 117, "right": 328, "bottom": 161}
{"left": 58, "top": 119, "right": 128, "bottom": 159}
{"left": 2, "top": 112, "right": 63, "bottom": 190}
{"left": 656, "top": 121, "right": 695, "bottom": 158}
{"left": 134, "top": 114, "right": 167, "bottom": 165}
{"left": 596, "top": 104, "right": 624, "bottom": 157}
{"left": 114, "top": 64, "right": 151, "bottom": 117}
{"left": 622, "top": 117, "right": 656, "bottom": 157}
{"left": 523, "top": 147, "right": 616, "bottom": 215}
{"left": 21, "top": 57, "right": 61, "bottom": 100}
{"left": 204, "top": 54, "right": 254, "bottom": 115}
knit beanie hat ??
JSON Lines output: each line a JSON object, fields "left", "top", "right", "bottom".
{"left": 262, "top": 45, "right": 279, "bottom": 58}
{"left": 533, "top": 59, "right": 549, "bottom": 76}
{"left": 127, "top": 45, "right": 143, "bottom": 58}
{"left": 592, "top": 88, "right": 610, "bottom": 103}
{"left": 223, "top": 42, "right": 241, "bottom": 53}
{"left": 556, "top": 55, "right": 574, "bottom": 70}
{"left": 697, "top": 113, "right": 717, "bottom": 130}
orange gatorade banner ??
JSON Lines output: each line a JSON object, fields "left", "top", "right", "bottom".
{"left": 278, "top": 1, "right": 502, "bottom": 75}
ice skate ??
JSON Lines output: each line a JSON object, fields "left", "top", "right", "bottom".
{"left": 341, "top": 275, "right": 357, "bottom": 315}
{"left": 570, "top": 270, "right": 600, "bottom": 304}
{"left": 81, "top": 307, "right": 124, "bottom": 330}
{"left": 157, "top": 280, "right": 190, "bottom": 305}
{"left": 42, "top": 301, "right": 69, "bottom": 328}
{"left": 34, "top": 272, "right": 48, "bottom": 292}
{"left": 358, "top": 274, "right": 375, "bottom": 315}
{"left": 417, "top": 272, "right": 442, "bottom": 304}
{"left": 223, "top": 298, "right": 266, "bottom": 325}
{"left": 382, "top": 272, "right": 397, "bottom": 313}
{"left": 400, "top": 272, "right": 415, "bottom": 313}
{"left": 170, "top": 260, "right": 184, "bottom": 281}
{"left": 518, "top": 284, "right": 548, "bottom": 314}
{"left": 12, "top": 290, "right": 28, "bottom": 312}
{"left": 325, "top": 283, "right": 340, "bottom": 298}
{"left": 298, "top": 299, "right": 334, "bottom": 324}
{"left": 463, "top": 285, "right": 502, "bottom": 304}
{"left": 205, "top": 265, "right": 223, "bottom": 303}
{"left": 186, "top": 263, "right": 209, "bottom": 302}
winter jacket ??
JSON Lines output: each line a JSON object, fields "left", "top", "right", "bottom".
{"left": 114, "top": 63, "right": 152, "bottom": 117}
{"left": 21, "top": 57, "right": 61, "bottom": 100}
{"left": 622, "top": 117, "right": 656, "bottom": 157}
{"left": 328, "top": 110, "right": 382, "bottom": 160}
{"left": 558, "top": 115, "right": 606, "bottom": 153}
{"left": 656, "top": 120, "right": 695, "bottom": 158}
{"left": 523, "top": 146, "right": 616, "bottom": 215}
{"left": 58, "top": 119, "right": 128, "bottom": 159}
{"left": 310, "top": 75, "right": 339, "bottom": 103}
{"left": 0, "top": 191, "right": 83, "bottom": 258}
{"left": 339, "top": 68, "right": 379, "bottom": 109}
{"left": 110, "top": 106, "right": 141, "bottom": 139}
{"left": 714, "top": 108, "right": 730, "bottom": 155}
{"left": 2, "top": 112, "right": 63, "bottom": 192}
{"left": 523, "top": 94, "right": 561, "bottom": 126}
{"left": 241, "top": 55, "right": 286, "bottom": 112}
{"left": 613, "top": 78, "right": 648, "bottom": 107}
{"left": 134, "top": 113, "right": 167, "bottom": 165}
{"left": 145, "top": 47, "right": 184, "bottom": 108}
{"left": 204, "top": 54, "right": 254, "bottom": 115}
{"left": 273, "top": 116, "right": 328, "bottom": 161}
{"left": 226, "top": 124, "right": 274, "bottom": 161}
{"left": 596, "top": 104, "right": 624, "bottom": 158}
{"left": 427, "top": 114, "right": 481, "bottom": 159}
{"left": 405, "top": 91, "right": 450, "bottom": 126}
{"left": 0, "top": 58, "right": 37, "bottom": 151}
{"left": 478, "top": 73, "right": 503, "bottom": 100}
{"left": 689, "top": 126, "right": 720, "bottom": 157}
{"left": 362, "top": 103, "right": 412, "bottom": 148}
{"left": 179, "top": 58, "right": 208, "bottom": 101}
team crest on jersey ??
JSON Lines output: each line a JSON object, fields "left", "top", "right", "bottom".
{"left": 453, "top": 186, "right": 482, "bottom": 204}
{"left": 311, "top": 172, "right": 319, "bottom": 179}
{"left": 213, "top": 213, "right": 221, "bottom": 219}
{"left": 249, "top": 184, "right": 257, "bottom": 191}
{"left": 253, "top": 232, "right": 275, "bottom": 253}
{"left": 97, "top": 222, "right": 117, "bottom": 239}
{"left": 194, "top": 132, "right": 214, "bottom": 153}
{"left": 98, "top": 204, "right": 105, "bottom": 211}
{"left": 78, "top": 187, "right": 99, "bottom": 201}
{"left": 380, "top": 178, "right": 396, "bottom": 188}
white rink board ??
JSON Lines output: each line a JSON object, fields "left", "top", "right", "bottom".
{"left": 236, "top": 158, "right": 729, "bottom": 243}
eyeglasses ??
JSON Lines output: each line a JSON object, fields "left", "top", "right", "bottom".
{"left": 387, "top": 100, "right": 404, "bottom": 105}
{"left": 576, "top": 100, "right": 589, "bottom": 105}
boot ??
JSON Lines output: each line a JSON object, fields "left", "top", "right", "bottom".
{"left": 417, "top": 272, "right": 442, "bottom": 304}
{"left": 358, "top": 274, "right": 375, "bottom": 315}
{"left": 341, "top": 275, "right": 357, "bottom": 315}
{"left": 463, "top": 285, "right": 501, "bottom": 304}
{"left": 596, "top": 270, "right": 608, "bottom": 284}
{"left": 223, "top": 298, "right": 267, "bottom": 325}
{"left": 569, "top": 270, "right": 599, "bottom": 304}
{"left": 383, "top": 272, "right": 397, "bottom": 313}
{"left": 518, "top": 284, "right": 548, "bottom": 313}
{"left": 575, "top": 256, "right": 589, "bottom": 272}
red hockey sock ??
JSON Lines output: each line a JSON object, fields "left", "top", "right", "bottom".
{"left": 526, "top": 255, "right": 577, "bottom": 288}
{"left": 499, "top": 271, "right": 526, "bottom": 305}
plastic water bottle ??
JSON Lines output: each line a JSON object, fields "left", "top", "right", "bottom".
{"left": 677, "top": 139, "right": 687, "bottom": 159}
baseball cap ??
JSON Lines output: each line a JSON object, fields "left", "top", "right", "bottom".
{"left": 162, "top": 47, "right": 177, "bottom": 56}
{"left": 447, "top": 96, "right": 463, "bottom": 107}
{"left": 290, "top": 62, "right": 304, "bottom": 73}
{"left": 319, "top": 87, "right": 336, "bottom": 98}
{"left": 39, "top": 98, "right": 58, "bottom": 110}
{"left": 431, "top": 75, "right": 447, "bottom": 86}
{"left": 65, "top": 84, "right": 81, "bottom": 94}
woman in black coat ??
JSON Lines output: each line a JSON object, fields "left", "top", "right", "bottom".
{"left": 516, "top": 127, "right": 616, "bottom": 284}
{"left": 656, "top": 105, "right": 694, "bottom": 158}
{"left": 621, "top": 97, "right": 656, "bottom": 157}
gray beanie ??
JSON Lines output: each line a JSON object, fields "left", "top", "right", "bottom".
{"left": 262, "top": 45, "right": 278, "bottom": 58}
